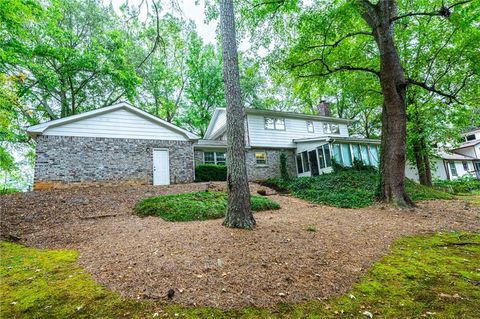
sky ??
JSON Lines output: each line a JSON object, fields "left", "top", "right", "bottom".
{"left": 109, "top": 0, "right": 218, "bottom": 44}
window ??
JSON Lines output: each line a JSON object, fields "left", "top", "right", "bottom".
{"left": 302, "top": 151, "right": 310, "bottom": 172}
{"left": 352, "top": 144, "right": 361, "bottom": 161}
{"left": 449, "top": 161, "right": 458, "bottom": 177}
{"left": 255, "top": 152, "right": 267, "bottom": 165}
{"left": 466, "top": 134, "right": 476, "bottom": 141}
{"left": 341, "top": 144, "right": 352, "bottom": 166}
{"left": 360, "top": 145, "right": 370, "bottom": 165}
{"left": 323, "top": 123, "right": 340, "bottom": 134}
{"left": 264, "top": 117, "right": 285, "bottom": 130}
{"left": 296, "top": 154, "right": 304, "bottom": 174}
{"left": 317, "top": 144, "right": 332, "bottom": 169}
{"left": 462, "top": 161, "right": 469, "bottom": 171}
{"left": 204, "top": 152, "right": 226, "bottom": 165}
{"left": 204, "top": 152, "right": 215, "bottom": 164}
{"left": 369, "top": 146, "right": 379, "bottom": 167}
{"left": 306, "top": 121, "right": 314, "bottom": 133}
{"left": 323, "top": 144, "right": 332, "bottom": 167}
{"left": 318, "top": 147, "right": 325, "bottom": 169}
{"left": 332, "top": 144, "right": 342, "bottom": 164}
{"left": 216, "top": 152, "right": 226, "bottom": 165}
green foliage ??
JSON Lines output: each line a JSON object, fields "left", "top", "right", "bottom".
{"left": 195, "top": 164, "right": 227, "bottom": 182}
{"left": 279, "top": 153, "right": 289, "bottom": 180}
{"left": 433, "top": 177, "right": 480, "bottom": 194}
{"left": 134, "top": 191, "right": 280, "bottom": 221}
{"left": 268, "top": 170, "right": 452, "bottom": 208}
{"left": 2, "top": 232, "right": 479, "bottom": 318}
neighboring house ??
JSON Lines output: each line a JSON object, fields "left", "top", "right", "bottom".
{"left": 195, "top": 105, "right": 381, "bottom": 180}
{"left": 405, "top": 128, "right": 480, "bottom": 181}
{"left": 27, "top": 102, "right": 199, "bottom": 190}
{"left": 27, "top": 102, "right": 381, "bottom": 190}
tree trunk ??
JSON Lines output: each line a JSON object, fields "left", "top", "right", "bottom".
{"left": 361, "top": 0, "right": 414, "bottom": 207}
{"left": 414, "top": 142, "right": 428, "bottom": 185}
{"left": 219, "top": 0, "right": 255, "bottom": 228}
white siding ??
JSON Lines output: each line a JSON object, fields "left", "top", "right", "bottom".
{"left": 247, "top": 114, "right": 349, "bottom": 148}
{"left": 210, "top": 110, "right": 226, "bottom": 138}
{"left": 43, "top": 108, "right": 187, "bottom": 140}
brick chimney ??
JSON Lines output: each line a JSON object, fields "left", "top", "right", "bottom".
{"left": 317, "top": 100, "right": 331, "bottom": 117}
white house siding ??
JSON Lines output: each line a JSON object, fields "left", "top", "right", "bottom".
{"left": 446, "top": 160, "right": 477, "bottom": 180}
{"left": 405, "top": 159, "right": 477, "bottom": 181}
{"left": 247, "top": 114, "right": 349, "bottom": 148}
{"left": 454, "top": 145, "right": 480, "bottom": 159}
{"left": 209, "top": 109, "right": 227, "bottom": 138}
{"left": 42, "top": 108, "right": 187, "bottom": 141}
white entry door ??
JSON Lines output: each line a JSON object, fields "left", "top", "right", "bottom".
{"left": 153, "top": 149, "right": 170, "bottom": 185}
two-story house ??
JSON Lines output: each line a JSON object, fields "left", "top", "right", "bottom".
{"left": 194, "top": 106, "right": 381, "bottom": 180}
{"left": 406, "top": 128, "right": 480, "bottom": 181}
{"left": 27, "top": 102, "right": 381, "bottom": 190}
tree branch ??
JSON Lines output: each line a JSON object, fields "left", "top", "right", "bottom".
{"left": 407, "top": 79, "right": 461, "bottom": 103}
{"left": 308, "top": 31, "right": 373, "bottom": 49}
{"left": 391, "top": 0, "right": 472, "bottom": 22}
{"left": 297, "top": 65, "right": 380, "bottom": 78}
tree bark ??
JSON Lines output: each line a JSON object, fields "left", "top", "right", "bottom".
{"left": 360, "top": 0, "right": 414, "bottom": 207}
{"left": 219, "top": 0, "right": 255, "bottom": 228}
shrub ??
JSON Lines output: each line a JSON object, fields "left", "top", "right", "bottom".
{"left": 267, "top": 170, "right": 452, "bottom": 208}
{"left": 134, "top": 191, "right": 280, "bottom": 221}
{"left": 433, "top": 176, "right": 480, "bottom": 194}
{"left": 280, "top": 153, "right": 290, "bottom": 180}
{"left": 195, "top": 164, "right": 227, "bottom": 182}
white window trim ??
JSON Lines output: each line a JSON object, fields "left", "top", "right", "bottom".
{"left": 306, "top": 120, "right": 315, "bottom": 133}
{"left": 323, "top": 123, "right": 340, "bottom": 134}
{"left": 264, "top": 117, "right": 286, "bottom": 131}
{"left": 203, "top": 151, "right": 226, "bottom": 165}
{"left": 255, "top": 151, "right": 268, "bottom": 166}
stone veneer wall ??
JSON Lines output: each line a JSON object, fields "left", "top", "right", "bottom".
{"left": 246, "top": 149, "right": 296, "bottom": 180}
{"left": 34, "top": 135, "right": 194, "bottom": 190}
{"left": 194, "top": 148, "right": 296, "bottom": 181}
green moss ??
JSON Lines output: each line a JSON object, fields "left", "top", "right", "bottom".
{"left": 2, "top": 232, "right": 479, "bottom": 318}
{"left": 134, "top": 191, "right": 280, "bottom": 221}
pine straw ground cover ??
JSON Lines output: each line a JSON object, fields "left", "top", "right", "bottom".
{"left": 1, "top": 232, "right": 479, "bottom": 318}
{"left": 1, "top": 182, "right": 479, "bottom": 310}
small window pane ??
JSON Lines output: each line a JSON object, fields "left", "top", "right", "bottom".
{"left": 352, "top": 144, "right": 361, "bottom": 161}
{"left": 302, "top": 151, "right": 310, "bottom": 172}
{"left": 296, "top": 154, "right": 303, "bottom": 174}
{"left": 369, "top": 146, "right": 379, "bottom": 167}
{"left": 255, "top": 152, "right": 267, "bottom": 165}
{"left": 216, "top": 152, "right": 226, "bottom": 165}
{"left": 341, "top": 144, "right": 352, "bottom": 166}
{"left": 306, "top": 121, "right": 314, "bottom": 133}
{"left": 275, "top": 118, "right": 285, "bottom": 130}
{"left": 323, "top": 123, "right": 340, "bottom": 134}
{"left": 462, "top": 161, "right": 469, "bottom": 171}
{"left": 466, "top": 134, "right": 476, "bottom": 141}
{"left": 204, "top": 152, "right": 215, "bottom": 164}
{"left": 264, "top": 118, "right": 275, "bottom": 129}
{"left": 317, "top": 147, "right": 325, "bottom": 169}
{"left": 449, "top": 161, "right": 458, "bottom": 176}
{"left": 323, "top": 144, "right": 332, "bottom": 167}
{"left": 333, "top": 144, "right": 342, "bottom": 163}
{"left": 360, "top": 145, "right": 370, "bottom": 165}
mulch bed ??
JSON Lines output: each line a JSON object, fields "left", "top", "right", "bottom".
{"left": 1, "top": 182, "right": 479, "bottom": 309}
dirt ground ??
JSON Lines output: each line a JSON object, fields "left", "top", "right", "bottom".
{"left": 1, "top": 182, "right": 479, "bottom": 309}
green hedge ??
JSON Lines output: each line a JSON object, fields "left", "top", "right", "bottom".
{"left": 195, "top": 164, "right": 227, "bottom": 182}
{"left": 433, "top": 176, "right": 480, "bottom": 194}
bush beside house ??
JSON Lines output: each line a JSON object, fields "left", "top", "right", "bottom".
{"left": 195, "top": 164, "right": 227, "bottom": 182}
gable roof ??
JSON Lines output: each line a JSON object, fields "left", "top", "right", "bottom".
{"left": 451, "top": 139, "right": 480, "bottom": 150}
{"left": 27, "top": 102, "right": 199, "bottom": 140}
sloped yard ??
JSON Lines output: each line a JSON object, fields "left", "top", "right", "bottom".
{"left": 1, "top": 182, "right": 479, "bottom": 310}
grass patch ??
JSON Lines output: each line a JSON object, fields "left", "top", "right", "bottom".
{"left": 2, "top": 231, "right": 479, "bottom": 318}
{"left": 268, "top": 170, "right": 453, "bottom": 208}
{"left": 134, "top": 191, "right": 280, "bottom": 221}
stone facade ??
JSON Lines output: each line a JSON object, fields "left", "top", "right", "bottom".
{"left": 194, "top": 148, "right": 296, "bottom": 181}
{"left": 34, "top": 136, "right": 195, "bottom": 190}
{"left": 246, "top": 149, "right": 296, "bottom": 180}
